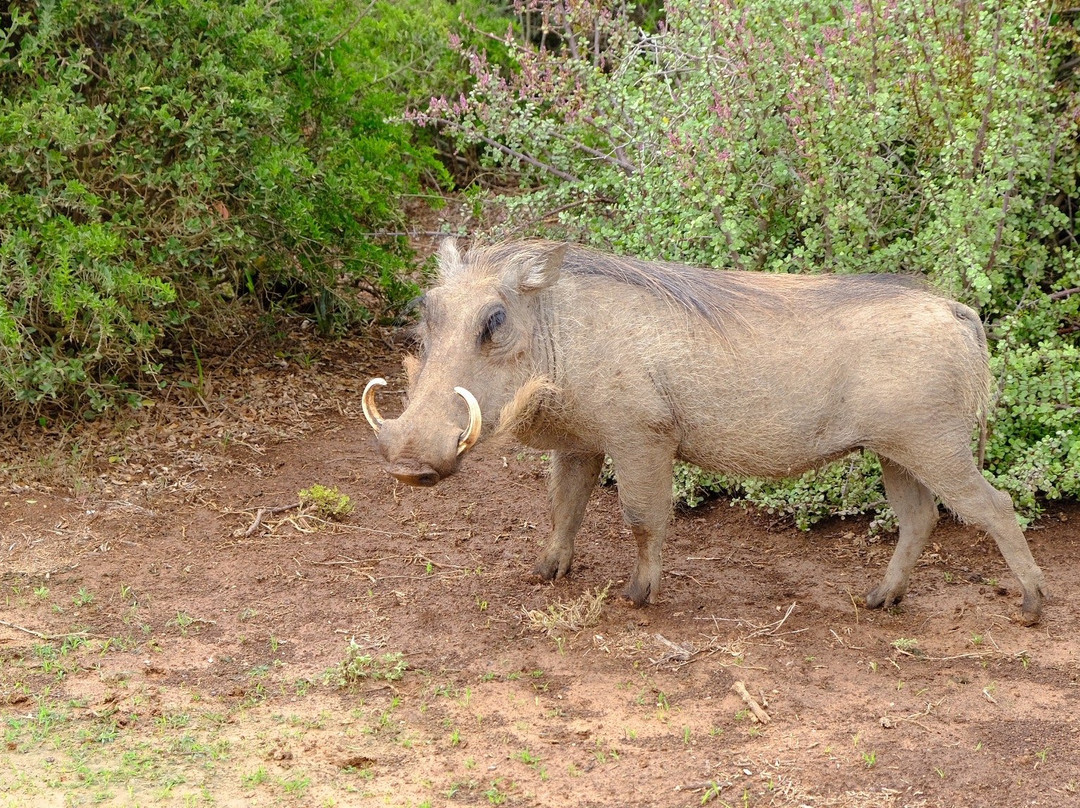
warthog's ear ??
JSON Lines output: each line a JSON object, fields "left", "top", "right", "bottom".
{"left": 504, "top": 243, "right": 567, "bottom": 294}
{"left": 437, "top": 237, "right": 465, "bottom": 281}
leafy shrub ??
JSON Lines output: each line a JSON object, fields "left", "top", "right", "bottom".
{"left": 0, "top": 0, "right": 467, "bottom": 419}
{"left": 423, "top": 0, "right": 1080, "bottom": 521}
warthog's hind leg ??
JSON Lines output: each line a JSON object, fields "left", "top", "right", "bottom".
{"left": 532, "top": 451, "right": 605, "bottom": 582}
{"left": 866, "top": 457, "right": 939, "bottom": 610}
{"left": 878, "top": 447, "right": 1047, "bottom": 625}
{"left": 936, "top": 467, "right": 1048, "bottom": 626}
{"left": 608, "top": 446, "right": 675, "bottom": 606}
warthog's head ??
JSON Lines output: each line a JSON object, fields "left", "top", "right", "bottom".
{"left": 363, "top": 239, "right": 567, "bottom": 486}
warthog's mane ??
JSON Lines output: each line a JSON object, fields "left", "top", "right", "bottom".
{"left": 463, "top": 240, "right": 928, "bottom": 335}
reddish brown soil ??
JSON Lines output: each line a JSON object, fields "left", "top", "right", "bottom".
{"left": 1, "top": 333, "right": 1078, "bottom": 807}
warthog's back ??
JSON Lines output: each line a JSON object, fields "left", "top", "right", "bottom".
{"left": 539, "top": 249, "right": 990, "bottom": 479}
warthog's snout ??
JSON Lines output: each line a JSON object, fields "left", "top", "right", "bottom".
{"left": 363, "top": 378, "right": 482, "bottom": 487}
{"left": 385, "top": 458, "right": 443, "bottom": 487}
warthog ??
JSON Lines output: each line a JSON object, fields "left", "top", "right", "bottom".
{"left": 363, "top": 239, "right": 1047, "bottom": 625}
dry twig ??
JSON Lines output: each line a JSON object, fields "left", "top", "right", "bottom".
{"left": 0, "top": 619, "right": 95, "bottom": 641}
{"left": 244, "top": 503, "right": 300, "bottom": 536}
{"left": 731, "top": 680, "right": 771, "bottom": 724}
{"left": 651, "top": 633, "right": 696, "bottom": 666}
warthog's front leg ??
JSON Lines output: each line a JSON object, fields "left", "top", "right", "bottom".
{"left": 532, "top": 451, "right": 605, "bottom": 581}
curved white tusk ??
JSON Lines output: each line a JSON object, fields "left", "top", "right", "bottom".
{"left": 362, "top": 378, "right": 387, "bottom": 432}
{"left": 454, "top": 387, "right": 482, "bottom": 455}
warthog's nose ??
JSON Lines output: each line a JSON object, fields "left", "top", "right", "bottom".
{"left": 388, "top": 462, "right": 442, "bottom": 487}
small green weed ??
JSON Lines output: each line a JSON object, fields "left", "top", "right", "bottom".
{"left": 332, "top": 640, "right": 406, "bottom": 686}
{"left": 281, "top": 774, "right": 311, "bottom": 796}
{"left": 485, "top": 779, "right": 509, "bottom": 804}
{"left": 513, "top": 748, "right": 540, "bottom": 767}
{"left": 298, "top": 484, "right": 353, "bottom": 520}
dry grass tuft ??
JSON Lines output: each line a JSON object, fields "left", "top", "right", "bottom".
{"left": 524, "top": 582, "right": 611, "bottom": 637}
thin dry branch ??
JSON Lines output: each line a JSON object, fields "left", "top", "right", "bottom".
{"left": 744, "top": 601, "right": 800, "bottom": 639}
{"left": 0, "top": 619, "right": 96, "bottom": 642}
{"left": 1049, "top": 286, "right": 1080, "bottom": 301}
{"left": 244, "top": 503, "right": 300, "bottom": 536}
{"left": 650, "top": 633, "right": 696, "bottom": 667}
{"left": 731, "top": 680, "right": 771, "bottom": 724}
{"left": 422, "top": 116, "right": 582, "bottom": 183}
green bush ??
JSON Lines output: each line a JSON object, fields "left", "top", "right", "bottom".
{"left": 0, "top": 0, "right": 472, "bottom": 419}
{"left": 425, "top": 0, "right": 1080, "bottom": 520}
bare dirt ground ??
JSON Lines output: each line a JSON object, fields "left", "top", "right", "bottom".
{"left": 1, "top": 326, "right": 1079, "bottom": 808}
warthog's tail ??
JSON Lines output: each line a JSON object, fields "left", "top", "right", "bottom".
{"left": 950, "top": 301, "right": 992, "bottom": 470}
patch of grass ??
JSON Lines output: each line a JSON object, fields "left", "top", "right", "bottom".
{"left": 485, "top": 778, "right": 509, "bottom": 804}
{"left": 701, "top": 780, "right": 725, "bottom": 804}
{"left": 155, "top": 712, "right": 191, "bottom": 730}
{"left": 331, "top": 641, "right": 407, "bottom": 687}
{"left": 242, "top": 767, "right": 269, "bottom": 788}
{"left": 168, "top": 612, "right": 215, "bottom": 636}
{"left": 281, "top": 774, "right": 311, "bottom": 797}
{"left": 523, "top": 582, "right": 611, "bottom": 639}
{"left": 513, "top": 748, "right": 540, "bottom": 767}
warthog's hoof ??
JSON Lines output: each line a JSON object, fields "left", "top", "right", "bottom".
{"left": 622, "top": 578, "right": 654, "bottom": 607}
{"left": 864, "top": 584, "right": 904, "bottom": 611}
{"left": 529, "top": 556, "right": 570, "bottom": 583}
{"left": 1015, "top": 609, "right": 1041, "bottom": 627}
{"left": 1016, "top": 586, "right": 1045, "bottom": 627}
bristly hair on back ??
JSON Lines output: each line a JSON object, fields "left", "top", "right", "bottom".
{"left": 457, "top": 239, "right": 930, "bottom": 335}
{"left": 458, "top": 240, "right": 778, "bottom": 333}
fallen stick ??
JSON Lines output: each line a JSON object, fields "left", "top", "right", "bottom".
{"left": 731, "top": 680, "right": 771, "bottom": 724}
{"left": 245, "top": 503, "right": 300, "bottom": 536}
{"left": 0, "top": 619, "right": 95, "bottom": 642}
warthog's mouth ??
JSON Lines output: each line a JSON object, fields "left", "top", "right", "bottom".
{"left": 386, "top": 462, "right": 443, "bottom": 487}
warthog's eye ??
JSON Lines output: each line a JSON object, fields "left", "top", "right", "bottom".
{"left": 479, "top": 306, "right": 507, "bottom": 346}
